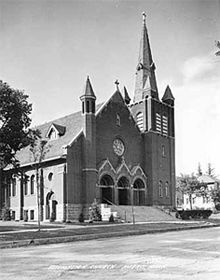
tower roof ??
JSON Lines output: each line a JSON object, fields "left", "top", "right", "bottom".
{"left": 133, "top": 12, "right": 158, "bottom": 102}
{"left": 80, "top": 76, "right": 96, "bottom": 99}
{"left": 162, "top": 85, "right": 175, "bottom": 101}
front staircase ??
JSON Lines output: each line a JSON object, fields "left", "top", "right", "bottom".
{"left": 109, "top": 205, "right": 177, "bottom": 223}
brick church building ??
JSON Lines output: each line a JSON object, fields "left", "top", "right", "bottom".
{"left": 1, "top": 14, "right": 175, "bottom": 221}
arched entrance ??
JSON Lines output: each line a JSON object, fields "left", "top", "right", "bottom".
{"left": 46, "top": 191, "right": 57, "bottom": 220}
{"left": 118, "top": 176, "right": 130, "bottom": 205}
{"left": 100, "top": 174, "right": 114, "bottom": 204}
{"left": 133, "top": 178, "right": 145, "bottom": 206}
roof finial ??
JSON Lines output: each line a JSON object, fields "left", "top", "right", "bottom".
{"left": 142, "top": 11, "right": 146, "bottom": 25}
{"left": 115, "top": 79, "right": 119, "bottom": 90}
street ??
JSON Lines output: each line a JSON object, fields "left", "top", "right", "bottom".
{"left": 0, "top": 226, "right": 220, "bottom": 280}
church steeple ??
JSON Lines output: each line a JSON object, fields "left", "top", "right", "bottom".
{"left": 134, "top": 12, "right": 158, "bottom": 102}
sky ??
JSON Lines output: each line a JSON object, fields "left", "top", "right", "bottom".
{"left": 0, "top": 0, "right": 220, "bottom": 176}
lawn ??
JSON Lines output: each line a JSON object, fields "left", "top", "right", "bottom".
{"left": 1, "top": 221, "right": 219, "bottom": 243}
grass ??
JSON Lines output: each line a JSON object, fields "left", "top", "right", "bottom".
{"left": 1, "top": 220, "right": 219, "bottom": 243}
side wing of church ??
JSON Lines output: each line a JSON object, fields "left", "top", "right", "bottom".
{"left": 0, "top": 13, "right": 175, "bottom": 222}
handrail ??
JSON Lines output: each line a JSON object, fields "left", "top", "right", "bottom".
{"left": 103, "top": 198, "right": 127, "bottom": 221}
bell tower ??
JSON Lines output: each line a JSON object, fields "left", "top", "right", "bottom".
{"left": 80, "top": 76, "right": 97, "bottom": 207}
{"left": 130, "top": 13, "right": 176, "bottom": 207}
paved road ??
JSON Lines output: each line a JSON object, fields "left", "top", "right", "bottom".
{"left": 0, "top": 227, "right": 220, "bottom": 280}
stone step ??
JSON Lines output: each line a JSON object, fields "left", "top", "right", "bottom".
{"left": 109, "top": 205, "right": 177, "bottom": 222}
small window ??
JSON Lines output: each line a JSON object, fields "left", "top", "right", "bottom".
{"left": 162, "top": 145, "right": 165, "bottom": 157}
{"left": 82, "top": 101, "right": 85, "bottom": 114}
{"left": 159, "top": 181, "right": 163, "bottom": 197}
{"left": 48, "top": 172, "right": 53, "bottom": 181}
{"left": 165, "top": 182, "right": 169, "bottom": 197}
{"left": 136, "top": 112, "right": 144, "bottom": 131}
{"left": 49, "top": 128, "right": 57, "bottom": 140}
{"left": 30, "top": 175, "right": 35, "bottom": 195}
{"left": 116, "top": 113, "right": 121, "bottom": 126}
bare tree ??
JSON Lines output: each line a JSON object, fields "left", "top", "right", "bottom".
{"left": 30, "top": 136, "right": 50, "bottom": 231}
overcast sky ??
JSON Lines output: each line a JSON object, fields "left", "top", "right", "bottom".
{"left": 0, "top": 0, "right": 220, "bottom": 176}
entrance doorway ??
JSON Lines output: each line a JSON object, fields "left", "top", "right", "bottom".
{"left": 100, "top": 175, "right": 114, "bottom": 204}
{"left": 46, "top": 191, "right": 57, "bottom": 221}
{"left": 118, "top": 176, "right": 130, "bottom": 205}
{"left": 133, "top": 179, "right": 145, "bottom": 205}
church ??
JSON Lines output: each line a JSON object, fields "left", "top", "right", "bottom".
{"left": 1, "top": 13, "right": 175, "bottom": 222}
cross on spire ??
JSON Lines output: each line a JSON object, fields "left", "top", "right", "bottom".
{"left": 115, "top": 79, "right": 119, "bottom": 90}
{"left": 142, "top": 11, "right": 146, "bottom": 25}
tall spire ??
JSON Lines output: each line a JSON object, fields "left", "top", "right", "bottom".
{"left": 133, "top": 12, "right": 158, "bottom": 102}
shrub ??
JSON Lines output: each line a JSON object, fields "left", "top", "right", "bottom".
{"left": 1, "top": 201, "right": 11, "bottom": 221}
{"left": 109, "top": 213, "right": 114, "bottom": 223}
{"left": 78, "top": 212, "right": 84, "bottom": 223}
{"left": 89, "top": 200, "right": 102, "bottom": 222}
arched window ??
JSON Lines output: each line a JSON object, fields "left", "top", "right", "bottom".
{"left": 86, "top": 100, "right": 90, "bottom": 113}
{"left": 159, "top": 181, "right": 163, "bottom": 197}
{"left": 24, "top": 176, "right": 28, "bottom": 196}
{"left": 48, "top": 172, "right": 53, "bottom": 181}
{"left": 136, "top": 112, "right": 144, "bottom": 131}
{"left": 12, "top": 178, "right": 16, "bottom": 197}
{"left": 116, "top": 113, "right": 121, "bottom": 126}
{"left": 82, "top": 101, "right": 85, "bottom": 114}
{"left": 30, "top": 175, "right": 35, "bottom": 195}
{"left": 162, "top": 145, "right": 165, "bottom": 157}
{"left": 165, "top": 182, "right": 169, "bottom": 197}
{"left": 92, "top": 101, "right": 95, "bottom": 114}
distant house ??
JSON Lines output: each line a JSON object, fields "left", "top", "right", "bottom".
{"left": 176, "top": 175, "right": 219, "bottom": 211}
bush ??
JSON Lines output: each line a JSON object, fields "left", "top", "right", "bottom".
{"left": 89, "top": 200, "right": 102, "bottom": 222}
{"left": 1, "top": 201, "right": 11, "bottom": 221}
{"left": 109, "top": 213, "right": 114, "bottom": 223}
{"left": 179, "top": 209, "right": 212, "bottom": 220}
{"left": 78, "top": 212, "right": 84, "bottom": 223}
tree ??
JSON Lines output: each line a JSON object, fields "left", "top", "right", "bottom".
{"left": 197, "top": 162, "right": 202, "bottom": 176}
{"left": 0, "top": 80, "right": 36, "bottom": 169}
{"left": 30, "top": 135, "right": 50, "bottom": 231}
{"left": 210, "top": 188, "right": 220, "bottom": 211}
{"left": 179, "top": 174, "right": 209, "bottom": 210}
{"left": 206, "top": 163, "right": 216, "bottom": 178}
{"left": 215, "top": 40, "right": 220, "bottom": 56}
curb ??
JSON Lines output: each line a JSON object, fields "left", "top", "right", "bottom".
{"left": 0, "top": 223, "right": 219, "bottom": 249}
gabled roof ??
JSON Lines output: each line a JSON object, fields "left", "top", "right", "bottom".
{"left": 15, "top": 103, "right": 103, "bottom": 166}
{"left": 45, "top": 123, "right": 66, "bottom": 138}
{"left": 198, "top": 175, "right": 216, "bottom": 184}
